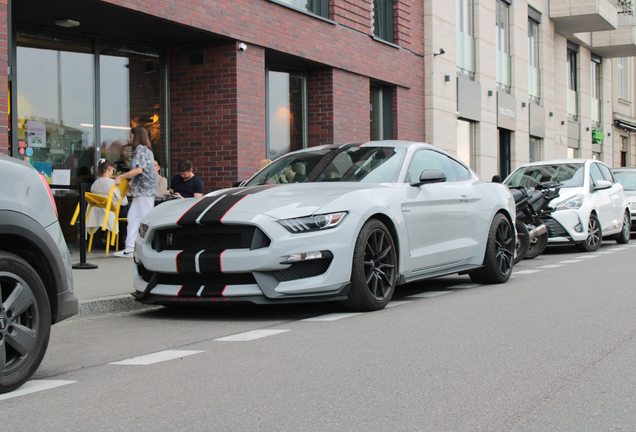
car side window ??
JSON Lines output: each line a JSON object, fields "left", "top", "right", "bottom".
{"left": 406, "top": 150, "right": 459, "bottom": 183}
{"left": 589, "top": 163, "right": 604, "bottom": 187}
{"left": 598, "top": 163, "right": 615, "bottom": 183}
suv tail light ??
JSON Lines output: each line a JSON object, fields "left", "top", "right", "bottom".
{"left": 38, "top": 173, "right": 58, "bottom": 218}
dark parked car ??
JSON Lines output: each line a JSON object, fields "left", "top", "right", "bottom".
{"left": 0, "top": 153, "right": 78, "bottom": 394}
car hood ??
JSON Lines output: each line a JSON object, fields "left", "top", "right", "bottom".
{"left": 146, "top": 183, "right": 393, "bottom": 223}
{"left": 624, "top": 190, "right": 636, "bottom": 201}
{"left": 549, "top": 187, "right": 583, "bottom": 207}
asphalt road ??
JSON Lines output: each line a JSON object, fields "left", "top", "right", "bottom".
{"left": 2, "top": 241, "right": 636, "bottom": 431}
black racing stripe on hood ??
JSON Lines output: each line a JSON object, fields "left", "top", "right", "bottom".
{"left": 177, "top": 185, "right": 280, "bottom": 226}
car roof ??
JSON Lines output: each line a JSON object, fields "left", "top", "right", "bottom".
{"left": 514, "top": 159, "right": 596, "bottom": 168}
{"left": 611, "top": 167, "right": 636, "bottom": 171}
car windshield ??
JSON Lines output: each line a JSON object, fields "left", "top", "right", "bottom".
{"left": 505, "top": 163, "right": 585, "bottom": 188}
{"left": 245, "top": 146, "right": 406, "bottom": 186}
{"left": 613, "top": 171, "right": 636, "bottom": 191}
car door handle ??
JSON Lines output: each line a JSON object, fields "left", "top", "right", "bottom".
{"left": 460, "top": 195, "right": 471, "bottom": 203}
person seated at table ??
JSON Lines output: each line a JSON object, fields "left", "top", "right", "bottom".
{"left": 169, "top": 159, "right": 204, "bottom": 198}
{"left": 155, "top": 159, "right": 168, "bottom": 198}
{"left": 114, "top": 144, "right": 133, "bottom": 173}
{"left": 86, "top": 159, "right": 128, "bottom": 238}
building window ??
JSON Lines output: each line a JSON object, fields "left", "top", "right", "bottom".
{"left": 457, "top": 119, "right": 475, "bottom": 169}
{"left": 529, "top": 137, "right": 542, "bottom": 162}
{"left": 567, "top": 48, "right": 578, "bottom": 118}
{"left": 621, "top": 136, "right": 628, "bottom": 167}
{"left": 370, "top": 85, "right": 393, "bottom": 140}
{"left": 567, "top": 147, "right": 579, "bottom": 159}
{"left": 277, "top": 0, "right": 328, "bottom": 17}
{"left": 528, "top": 17, "right": 540, "bottom": 99}
{"left": 456, "top": 0, "right": 475, "bottom": 74}
{"left": 591, "top": 58, "right": 601, "bottom": 124}
{"left": 496, "top": 0, "right": 511, "bottom": 88}
{"left": 267, "top": 68, "right": 307, "bottom": 160}
{"left": 372, "top": 0, "right": 394, "bottom": 43}
{"left": 618, "top": 58, "right": 630, "bottom": 101}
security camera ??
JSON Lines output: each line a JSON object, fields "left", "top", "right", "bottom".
{"left": 238, "top": 43, "right": 247, "bottom": 52}
{"left": 439, "top": 48, "right": 445, "bottom": 55}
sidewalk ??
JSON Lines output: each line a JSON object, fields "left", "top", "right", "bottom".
{"left": 68, "top": 244, "right": 156, "bottom": 317}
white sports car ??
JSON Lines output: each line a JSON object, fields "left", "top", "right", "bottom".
{"left": 133, "top": 141, "right": 516, "bottom": 311}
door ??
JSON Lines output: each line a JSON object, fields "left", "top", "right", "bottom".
{"left": 589, "top": 162, "right": 615, "bottom": 232}
{"left": 499, "top": 129, "right": 511, "bottom": 180}
{"left": 401, "top": 150, "right": 474, "bottom": 272}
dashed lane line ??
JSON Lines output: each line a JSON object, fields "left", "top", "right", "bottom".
{"left": 0, "top": 380, "right": 75, "bottom": 401}
{"left": 408, "top": 291, "right": 454, "bottom": 298}
{"left": 214, "top": 329, "right": 290, "bottom": 341}
{"left": 577, "top": 255, "right": 600, "bottom": 258}
{"left": 386, "top": 301, "right": 412, "bottom": 308}
{"left": 558, "top": 260, "right": 583, "bottom": 264}
{"left": 302, "top": 313, "right": 362, "bottom": 322}
{"left": 537, "top": 264, "right": 565, "bottom": 269}
{"left": 513, "top": 270, "right": 542, "bottom": 275}
{"left": 109, "top": 350, "right": 204, "bottom": 365}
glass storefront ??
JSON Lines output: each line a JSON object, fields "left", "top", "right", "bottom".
{"left": 267, "top": 69, "right": 306, "bottom": 160}
{"left": 14, "top": 30, "right": 167, "bottom": 244}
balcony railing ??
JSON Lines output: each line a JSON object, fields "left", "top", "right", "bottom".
{"left": 567, "top": 89, "right": 578, "bottom": 117}
{"left": 528, "top": 66, "right": 541, "bottom": 98}
{"left": 591, "top": 97, "right": 602, "bottom": 122}
{"left": 456, "top": 31, "right": 475, "bottom": 73}
{"left": 496, "top": 51, "right": 510, "bottom": 87}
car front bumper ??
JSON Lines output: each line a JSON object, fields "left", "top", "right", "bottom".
{"left": 543, "top": 210, "right": 587, "bottom": 244}
{"left": 133, "top": 211, "right": 360, "bottom": 304}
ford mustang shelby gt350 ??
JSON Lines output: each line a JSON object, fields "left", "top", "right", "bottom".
{"left": 133, "top": 141, "right": 516, "bottom": 311}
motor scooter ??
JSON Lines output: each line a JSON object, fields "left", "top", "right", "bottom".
{"left": 510, "top": 181, "right": 561, "bottom": 264}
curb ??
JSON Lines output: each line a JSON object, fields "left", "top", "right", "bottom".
{"left": 78, "top": 294, "right": 159, "bottom": 317}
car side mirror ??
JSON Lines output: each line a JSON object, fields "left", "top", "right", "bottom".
{"left": 593, "top": 179, "right": 612, "bottom": 190}
{"left": 410, "top": 169, "right": 447, "bottom": 187}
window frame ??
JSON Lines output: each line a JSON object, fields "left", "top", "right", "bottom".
{"left": 372, "top": 0, "right": 394, "bottom": 43}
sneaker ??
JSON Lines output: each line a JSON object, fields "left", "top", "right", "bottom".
{"left": 114, "top": 247, "right": 134, "bottom": 258}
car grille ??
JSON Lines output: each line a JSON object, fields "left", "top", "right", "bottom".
{"left": 541, "top": 217, "right": 570, "bottom": 238}
{"left": 137, "top": 263, "right": 257, "bottom": 286}
{"left": 153, "top": 224, "right": 270, "bottom": 252}
{"left": 271, "top": 258, "right": 332, "bottom": 282}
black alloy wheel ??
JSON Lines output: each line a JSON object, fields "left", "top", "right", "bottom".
{"left": 615, "top": 211, "right": 631, "bottom": 245}
{"left": 0, "top": 252, "right": 51, "bottom": 394}
{"left": 470, "top": 213, "right": 514, "bottom": 284}
{"left": 346, "top": 219, "right": 397, "bottom": 311}
{"left": 577, "top": 214, "right": 602, "bottom": 252}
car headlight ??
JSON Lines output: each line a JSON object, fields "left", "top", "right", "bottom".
{"left": 555, "top": 194, "right": 584, "bottom": 211}
{"left": 279, "top": 212, "right": 348, "bottom": 233}
{"left": 139, "top": 223, "right": 149, "bottom": 238}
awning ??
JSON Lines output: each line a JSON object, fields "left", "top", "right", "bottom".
{"left": 614, "top": 119, "right": 636, "bottom": 133}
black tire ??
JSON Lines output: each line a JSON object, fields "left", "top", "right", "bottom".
{"left": 576, "top": 214, "right": 602, "bottom": 252}
{"left": 514, "top": 222, "right": 529, "bottom": 265}
{"left": 470, "top": 213, "right": 514, "bottom": 284}
{"left": 0, "top": 252, "right": 51, "bottom": 394}
{"left": 345, "top": 219, "right": 398, "bottom": 311}
{"left": 525, "top": 232, "right": 548, "bottom": 260}
{"left": 615, "top": 210, "right": 631, "bottom": 245}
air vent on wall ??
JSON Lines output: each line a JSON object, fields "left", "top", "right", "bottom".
{"left": 188, "top": 52, "right": 205, "bottom": 67}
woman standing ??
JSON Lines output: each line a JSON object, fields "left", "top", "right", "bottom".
{"left": 114, "top": 126, "right": 157, "bottom": 257}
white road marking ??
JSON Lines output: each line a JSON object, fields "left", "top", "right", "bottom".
{"left": 449, "top": 283, "right": 481, "bottom": 289}
{"left": 594, "top": 251, "right": 616, "bottom": 254}
{"left": 537, "top": 264, "right": 565, "bottom": 269}
{"left": 577, "top": 255, "right": 600, "bottom": 259}
{"left": 214, "top": 329, "right": 290, "bottom": 341}
{"left": 386, "top": 301, "right": 412, "bottom": 308}
{"left": 0, "top": 380, "right": 75, "bottom": 401}
{"left": 409, "top": 291, "right": 453, "bottom": 298}
{"left": 110, "top": 350, "right": 204, "bottom": 365}
{"left": 513, "top": 270, "right": 542, "bottom": 275}
{"left": 302, "top": 313, "right": 362, "bottom": 322}
{"left": 558, "top": 260, "right": 583, "bottom": 264}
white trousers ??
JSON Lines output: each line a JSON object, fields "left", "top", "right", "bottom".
{"left": 125, "top": 196, "right": 155, "bottom": 249}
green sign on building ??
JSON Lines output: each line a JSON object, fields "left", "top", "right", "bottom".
{"left": 592, "top": 129, "right": 604, "bottom": 144}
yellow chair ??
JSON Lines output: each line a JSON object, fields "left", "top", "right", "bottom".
{"left": 70, "top": 179, "right": 129, "bottom": 254}
{"left": 107, "top": 179, "right": 130, "bottom": 251}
